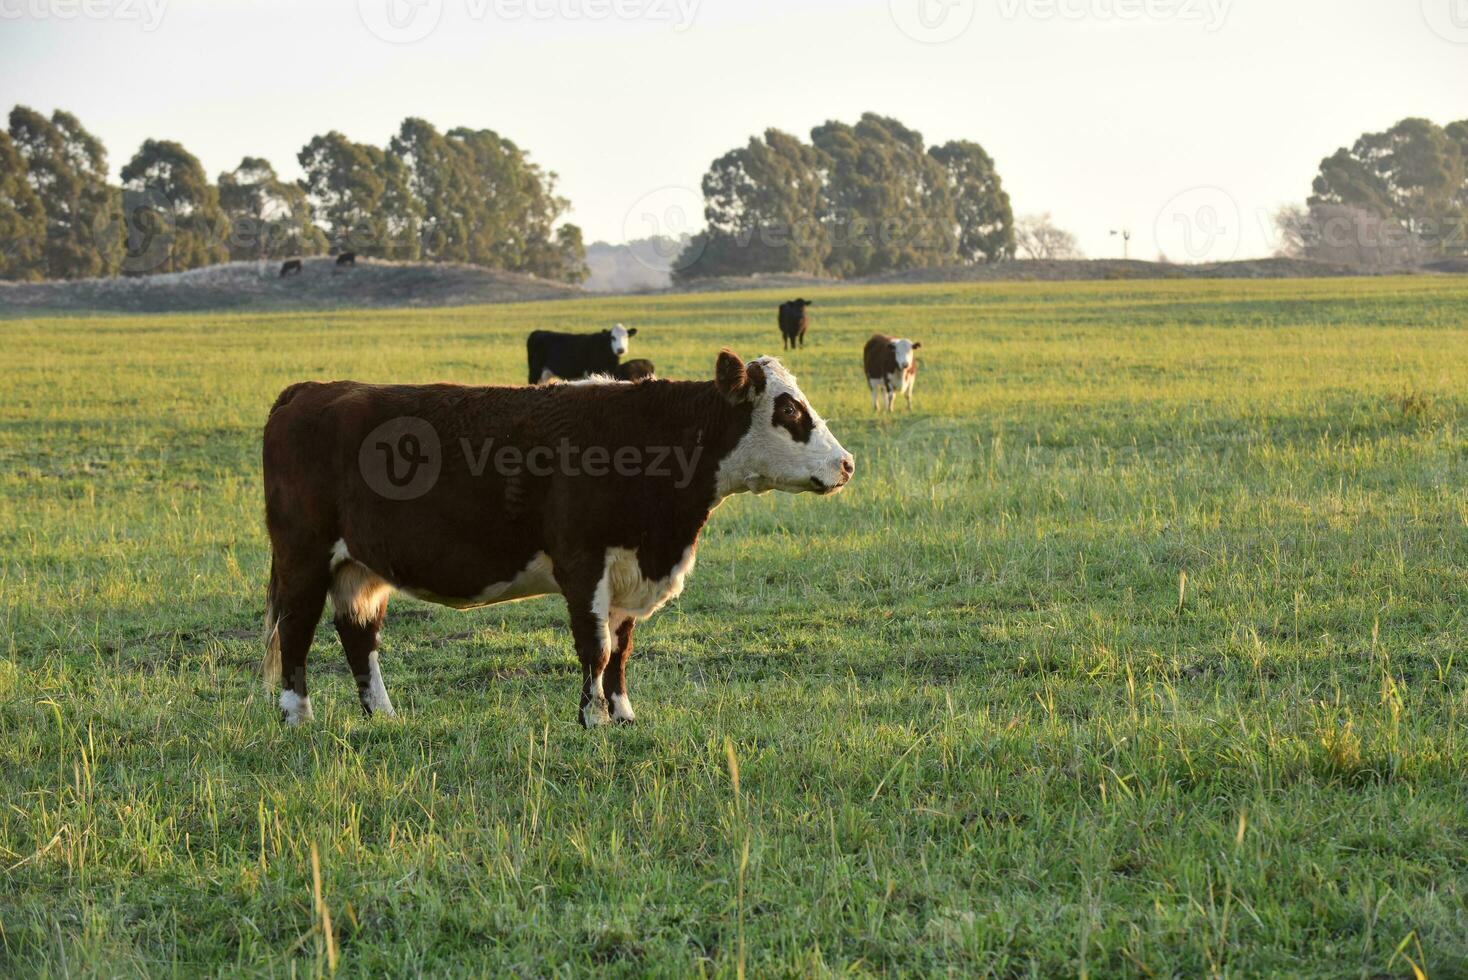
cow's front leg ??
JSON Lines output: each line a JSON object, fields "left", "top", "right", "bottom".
{"left": 604, "top": 612, "right": 637, "bottom": 724}
{"left": 561, "top": 560, "right": 613, "bottom": 728}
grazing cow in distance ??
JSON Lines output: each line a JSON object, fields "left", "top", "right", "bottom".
{"left": 778, "top": 298, "right": 813, "bottom": 350}
{"left": 336, "top": 252, "right": 356, "bottom": 267}
{"left": 279, "top": 259, "right": 302, "bottom": 278}
{"left": 864, "top": 333, "right": 922, "bottom": 411}
{"left": 261, "top": 350, "right": 854, "bottom": 728}
{"left": 614, "top": 359, "right": 656, "bottom": 382}
{"left": 526, "top": 324, "right": 637, "bottom": 384}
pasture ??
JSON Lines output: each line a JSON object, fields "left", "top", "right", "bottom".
{"left": 2, "top": 276, "right": 1467, "bottom": 976}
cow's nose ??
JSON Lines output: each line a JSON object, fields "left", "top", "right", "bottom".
{"left": 840, "top": 455, "right": 855, "bottom": 479}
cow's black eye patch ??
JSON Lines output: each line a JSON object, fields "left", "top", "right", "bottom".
{"left": 772, "top": 393, "right": 814, "bottom": 443}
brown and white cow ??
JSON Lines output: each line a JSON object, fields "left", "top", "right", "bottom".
{"left": 262, "top": 350, "right": 853, "bottom": 728}
{"left": 863, "top": 333, "right": 922, "bottom": 411}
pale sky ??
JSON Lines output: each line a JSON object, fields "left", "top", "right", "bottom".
{"left": 2, "top": 0, "right": 1465, "bottom": 262}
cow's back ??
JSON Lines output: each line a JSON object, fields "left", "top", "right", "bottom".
{"left": 264, "top": 378, "right": 727, "bottom": 578}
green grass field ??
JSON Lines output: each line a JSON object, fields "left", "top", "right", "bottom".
{"left": 3, "top": 276, "right": 1467, "bottom": 976}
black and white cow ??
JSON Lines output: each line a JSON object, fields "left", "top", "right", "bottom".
{"left": 262, "top": 350, "right": 853, "bottom": 728}
{"left": 863, "top": 333, "right": 921, "bottom": 411}
{"left": 526, "top": 324, "right": 637, "bottom": 384}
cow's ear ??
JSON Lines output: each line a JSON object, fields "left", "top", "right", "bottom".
{"left": 911, "top": 342, "right": 922, "bottom": 350}
{"left": 627, "top": 327, "right": 638, "bottom": 337}
{"left": 716, "top": 349, "right": 751, "bottom": 403}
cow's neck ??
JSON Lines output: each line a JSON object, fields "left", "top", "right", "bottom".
{"left": 642, "top": 384, "right": 755, "bottom": 525}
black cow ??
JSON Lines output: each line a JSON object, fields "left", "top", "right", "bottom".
{"left": 778, "top": 299, "right": 813, "bottom": 350}
{"left": 280, "top": 259, "right": 302, "bottom": 278}
{"left": 527, "top": 324, "right": 636, "bottom": 384}
{"left": 336, "top": 252, "right": 356, "bottom": 267}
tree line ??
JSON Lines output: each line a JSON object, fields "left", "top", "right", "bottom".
{"left": 5, "top": 105, "right": 1463, "bottom": 286}
{"left": 673, "top": 113, "right": 1016, "bottom": 281}
{"left": 1277, "top": 117, "right": 1468, "bottom": 269}
{"left": 0, "top": 106, "right": 587, "bottom": 283}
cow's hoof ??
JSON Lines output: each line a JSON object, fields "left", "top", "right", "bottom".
{"left": 579, "top": 697, "right": 610, "bottom": 728}
{"left": 279, "top": 691, "right": 312, "bottom": 726}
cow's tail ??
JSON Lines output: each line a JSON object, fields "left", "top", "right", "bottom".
{"left": 526, "top": 333, "right": 545, "bottom": 385}
{"left": 260, "top": 386, "right": 301, "bottom": 694}
{"left": 262, "top": 559, "right": 282, "bottom": 693}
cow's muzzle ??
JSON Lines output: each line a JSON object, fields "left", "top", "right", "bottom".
{"left": 811, "top": 454, "right": 855, "bottom": 494}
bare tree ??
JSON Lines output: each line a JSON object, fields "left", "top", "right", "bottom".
{"left": 1273, "top": 203, "right": 1425, "bottom": 269}
{"left": 1015, "top": 213, "right": 1083, "bottom": 260}
{"left": 1272, "top": 204, "right": 1310, "bottom": 259}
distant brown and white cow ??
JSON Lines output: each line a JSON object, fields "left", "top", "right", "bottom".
{"left": 262, "top": 351, "right": 853, "bottom": 728}
{"left": 613, "top": 358, "right": 656, "bottom": 382}
{"left": 863, "top": 333, "right": 922, "bottom": 411}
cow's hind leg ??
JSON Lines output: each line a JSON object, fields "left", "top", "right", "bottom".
{"left": 560, "top": 558, "right": 613, "bottom": 728}
{"left": 264, "top": 555, "right": 330, "bottom": 726}
{"left": 331, "top": 559, "right": 396, "bottom": 718}
{"left": 604, "top": 612, "right": 637, "bottom": 724}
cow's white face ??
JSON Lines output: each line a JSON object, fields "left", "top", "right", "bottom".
{"left": 609, "top": 323, "right": 635, "bottom": 357}
{"left": 892, "top": 338, "right": 917, "bottom": 370}
{"left": 715, "top": 352, "right": 854, "bottom": 497}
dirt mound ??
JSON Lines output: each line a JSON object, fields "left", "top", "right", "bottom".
{"left": 7, "top": 255, "right": 1456, "bottom": 317}
{"left": 1423, "top": 258, "right": 1468, "bottom": 274}
{"left": 666, "top": 272, "right": 839, "bottom": 293}
{"left": 0, "top": 256, "right": 581, "bottom": 316}
{"left": 855, "top": 257, "right": 1376, "bottom": 285}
